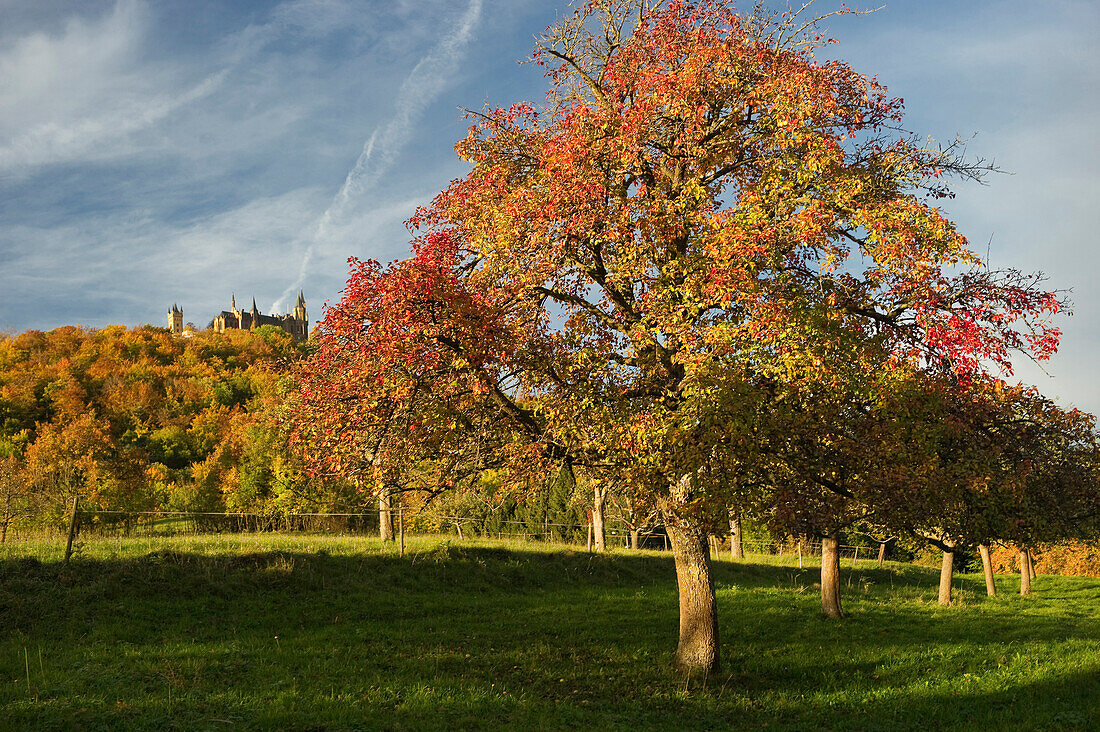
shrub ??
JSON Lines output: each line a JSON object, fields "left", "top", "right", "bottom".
{"left": 988, "top": 541, "right": 1100, "bottom": 577}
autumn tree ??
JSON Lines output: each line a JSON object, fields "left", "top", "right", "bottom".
{"left": 746, "top": 370, "right": 915, "bottom": 616}
{"left": 300, "top": 0, "right": 1064, "bottom": 674}
{"left": 752, "top": 369, "right": 1099, "bottom": 608}
{"left": 292, "top": 251, "right": 540, "bottom": 538}
{"left": 22, "top": 414, "right": 109, "bottom": 525}
{"left": 0, "top": 453, "right": 29, "bottom": 543}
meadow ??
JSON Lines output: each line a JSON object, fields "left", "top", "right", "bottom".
{"left": 1, "top": 534, "right": 1098, "bottom": 730}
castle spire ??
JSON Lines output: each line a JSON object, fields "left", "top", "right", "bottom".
{"left": 168, "top": 303, "right": 184, "bottom": 334}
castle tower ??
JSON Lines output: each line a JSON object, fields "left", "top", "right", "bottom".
{"left": 168, "top": 304, "right": 183, "bottom": 334}
{"left": 293, "top": 291, "right": 308, "bottom": 339}
{"left": 250, "top": 297, "right": 259, "bottom": 331}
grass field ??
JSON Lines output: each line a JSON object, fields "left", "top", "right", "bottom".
{"left": 1, "top": 534, "right": 1098, "bottom": 730}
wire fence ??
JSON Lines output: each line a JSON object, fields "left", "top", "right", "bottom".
{"left": 3, "top": 508, "right": 890, "bottom": 566}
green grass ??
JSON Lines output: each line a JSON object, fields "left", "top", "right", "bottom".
{"left": 1, "top": 534, "right": 1098, "bottom": 730}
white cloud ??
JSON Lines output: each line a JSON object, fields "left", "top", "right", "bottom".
{"left": 0, "top": 70, "right": 228, "bottom": 172}
{"left": 0, "top": 0, "right": 372, "bottom": 177}
{"left": 0, "top": 0, "right": 192, "bottom": 173}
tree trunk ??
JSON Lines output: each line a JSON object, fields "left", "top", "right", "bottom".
{"left": 978, "top": 544, "right": 997, "bottom": 596}
{"left": 398, "top": 500, "right": 405, "bottom": 557}
{"left": 592, "top": 483, "right": 607, "bottom": 552}
{"left": 1019, "top": 549, "right": 1031, "bottom": 596}
{"left": 877, "top": 542, "right": 886, "bottom": 567}
{"left": 664, "top": 516, "right": 720, "bottom": 674}
{"left": 1, "top": 493, "right": 11, "bottom": 543}
{"left": 938, "top": 545, "right": 954, "bottom": 606}
{"left": 729, "top": 515, "right": 744, "bottom": 560}
{"left": 630, "top": 529, "right": 640, "bottom": 550}
{"left": 663, "top": 475, "right": 720, "bottom": 675}
{"left": 378, "top": 486, "right": 395, "bottom": 542}
{"left": 820, "top": 535, "right": 844, "bottom": 618}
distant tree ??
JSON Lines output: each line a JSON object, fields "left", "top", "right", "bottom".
{"left": 930, "top": 382, "right": 1100, "bottom": 599}
{"left": 0, "top": 452, "right": 30, "bottom": 543}
{"left": 22, "top": 413, "right": 109, "bottom": 525}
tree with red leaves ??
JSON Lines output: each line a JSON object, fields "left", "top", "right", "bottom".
{"left": 297, "top": 0, "right": 1066, "bottom": 674}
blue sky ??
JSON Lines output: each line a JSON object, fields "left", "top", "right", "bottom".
{"left": 0, "top": 0, "right": 1097, "bottom": 413}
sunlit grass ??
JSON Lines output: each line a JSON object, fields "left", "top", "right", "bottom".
{"left": 1, "top": 533, "right": 1097, "bottom": 730}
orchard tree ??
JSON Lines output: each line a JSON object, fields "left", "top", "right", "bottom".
{"left": 301, "top": 0, "right": 1064, "bottom": 674}
{"left": 292, "top": 253, "right": 535, "bottom": 538}
{"left": 756, "top": 372, "right": 1099, "bottom": 608}
{"left": 934, "top": 382, "right": 1100, "bottom": 598}
{"left": 746, "top": 368, "right": 937, "bottom": 617}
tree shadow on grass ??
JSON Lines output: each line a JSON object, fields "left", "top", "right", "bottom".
{"left": 0, "top": 546, "right": 1097, "bottom": 730}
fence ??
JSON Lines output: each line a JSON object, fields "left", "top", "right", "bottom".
{"left": 70, "top": 510, "right": 380, "bottom": 536}
{"left": 4, "top": 506, "right": 889, "bottom": 568}
{"left": 55, "top": 509, "right": 664, "bottom": 548}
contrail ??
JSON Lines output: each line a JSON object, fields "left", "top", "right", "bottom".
{"left": 273, "top": 0, "right": 484, "bottom": 313}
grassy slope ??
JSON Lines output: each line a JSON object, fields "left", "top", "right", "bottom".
{"left": 1, "top": 534, "right": 1098, "bottom": 731}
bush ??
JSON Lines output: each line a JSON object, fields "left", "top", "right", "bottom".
{"left": 988, "top": 541, "right": 1100, "bottom": 577}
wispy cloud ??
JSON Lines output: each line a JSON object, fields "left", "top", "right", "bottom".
{"left": 273, "top": 0, "right": 484, "bottom": 311}
{"left": 0, "top": 0, "right": 374, "bottom": 177}
{"left": 0, "top": 69, "right": 228, "bottom": 173}
{"left": 0, "top": 0, "right": 245, "bottom": 175}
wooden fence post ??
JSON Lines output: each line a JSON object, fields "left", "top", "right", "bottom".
{"left": 64, "top": 495, "right": 80, "bottom": 563}
{"left": 398, "top": 504, "right": 405, "bottom": 558}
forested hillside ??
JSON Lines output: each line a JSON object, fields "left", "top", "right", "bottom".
{"left": 0, "top": 324, "right": 348, "bottom": 536}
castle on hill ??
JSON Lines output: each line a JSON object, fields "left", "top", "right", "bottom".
{"left": 168, "top": 292, "right": 309, "bottom": 342}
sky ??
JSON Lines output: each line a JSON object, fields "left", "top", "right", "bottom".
{"left": 0, "top": 0, "right": 1097, "bottom": 412}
